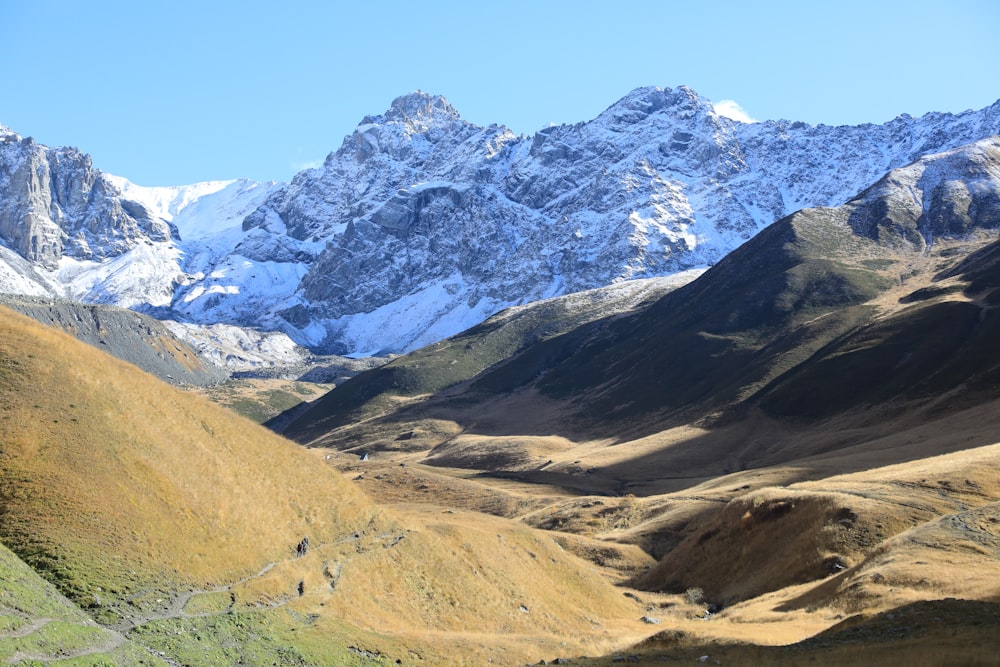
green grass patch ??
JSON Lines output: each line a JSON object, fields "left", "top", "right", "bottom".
{"left": 182, "top": 591, "right": 234, "bottom": 616}
{"left": 198, "top": 380, "right": 332, "bottom": 423}
{"left": 129, "top": 611, "right": 313, "bottom": 666}
{"left": 0, "top": 542, "right": 92, "bottom": 625}
{"left": 859, "top": 258, "right": 899, "bottom": 270}
{"left": 0, "top": 542, "right": 166, "bottom": 666}
{"left": 0, "top": 621, "right": 109, "bottom": 661}
{"left": 24, "top": 643, "right": 165, "bottom": 666}
{"left": 0, "top": 615, "right": 23, "bottom": 634}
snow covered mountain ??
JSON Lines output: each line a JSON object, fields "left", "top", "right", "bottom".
{"left": 0, "top": 125, "right": 282, "bottom": 309}
{"left": 2, "top": 87, "right": 999, "bottom": 357}
{"left": 0, "top": 124, "right": 293, "bottom": 362}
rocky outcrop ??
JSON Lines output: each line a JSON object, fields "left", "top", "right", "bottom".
{"left": 0, "top": 126, "right": 172, "bottom": 270}
{"left": 0, "top": 295, "right": 226, "bottom": 386}
{"left": 847, "top": 137, "right": 1000, "bottom": 247}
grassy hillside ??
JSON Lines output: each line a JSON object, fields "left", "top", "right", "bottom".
{"left": 0, "top": 541, "right": 165, "bottom": 665}
{"left": 567, "top": 439, "right": 1000, "bottom": 665}
{"left": 0, "top": 305, "right": 659, "bottom": 664}
{"left": 282, "top": 276, "right": 692, "bottom": 444}
{"left": 0, "top": 305, "right": 378, "bottom": 619}
{"left": 194, "top": 377, "right": 332, "bottom": 424}
{"left": 575, "top": 599, "right": 1000, "bottom": 666}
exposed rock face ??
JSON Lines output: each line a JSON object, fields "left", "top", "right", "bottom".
{"left": 847, "top": 137, "right": 1000, "bottom": 247}
{"left": 0, "top": 127, "right": 171, "bottom": 270}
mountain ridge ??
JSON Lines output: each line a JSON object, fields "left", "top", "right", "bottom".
{"left": 2, "top": 87, "right": 999, "bottom": 358}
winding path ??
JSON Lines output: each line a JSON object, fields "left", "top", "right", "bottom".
{"left": 1, "top": 617, "right": 127, "bottom": 665}
{"left": 1, "top": 530, "right": 408, "bottom": 665}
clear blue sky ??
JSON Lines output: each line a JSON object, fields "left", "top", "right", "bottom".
{"left": 2, "top": 0, "right": 998, "bottom": 186}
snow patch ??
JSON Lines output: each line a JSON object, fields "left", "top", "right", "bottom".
{"left": 163, "top": 320, "right": 310, "bottom": 371}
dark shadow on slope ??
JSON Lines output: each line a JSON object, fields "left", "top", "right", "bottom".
{"left": 304, "top": 213, "right": 894, "bottom": 446}
{"left": 756, "top": 300, "right": 1000, "bottom": 420}
{"left": 625, "top": 599, "right": 1000, "bottom": 664}
{"left": 279, "top": 279, "right": 683, "bottom": 443}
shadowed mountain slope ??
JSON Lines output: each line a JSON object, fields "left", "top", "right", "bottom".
{"left": 280, "top": 272, "right": 702, "bottom": 442}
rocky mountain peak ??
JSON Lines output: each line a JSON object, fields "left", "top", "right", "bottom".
{"left": 372, "top": 90, "right": 463, "bottom": 128}
{"left": 597, "top": 85, "right": 718, "bottom": 127}
{"left": 341, "top": 91, "right": 473, "bottom": 166}
{"left": 0, "top": 132, "right": 172, "bottom": 271}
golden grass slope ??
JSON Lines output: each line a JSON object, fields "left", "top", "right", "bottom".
{"left": 629, "top": 429, "right": 1000, "bottom": 603}
{"left": 0, "top": 304, "right": 377, "bottom": 609}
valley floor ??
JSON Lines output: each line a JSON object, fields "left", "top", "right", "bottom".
{"left": 313, "top": 397, "right": 1000, "bottom": 666}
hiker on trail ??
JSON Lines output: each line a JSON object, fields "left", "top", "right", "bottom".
{"left": 296, "top": 536, "right": 309, "bottom": 558}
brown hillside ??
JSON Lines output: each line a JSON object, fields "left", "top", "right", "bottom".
{"left": 634, "top": 437, "right": 1000, "bottom": 607}
{"left": 0, "top": 304, "right": 379, "bottom": 611}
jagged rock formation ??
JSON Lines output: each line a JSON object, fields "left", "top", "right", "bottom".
{"left": 0, "top": 126, "right": 171, "bottom": 269}
{"left": 236, "top": 87, "right": 1000, "bottom": 353}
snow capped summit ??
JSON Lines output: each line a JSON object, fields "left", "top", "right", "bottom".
{"left": 107, "top": 176, "right": 279, "bottom": 242}
{"left": 380, "top": 90, "right": 463, "bottom": 127}
{"left": 2, "top": 86, "right": 1000, "bottom": 358}
{"left": 595, "top": 85, "right": 714, "bottom": 127}
{"left": 229, "top": 86, "right": 1000, "bottom": 354}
